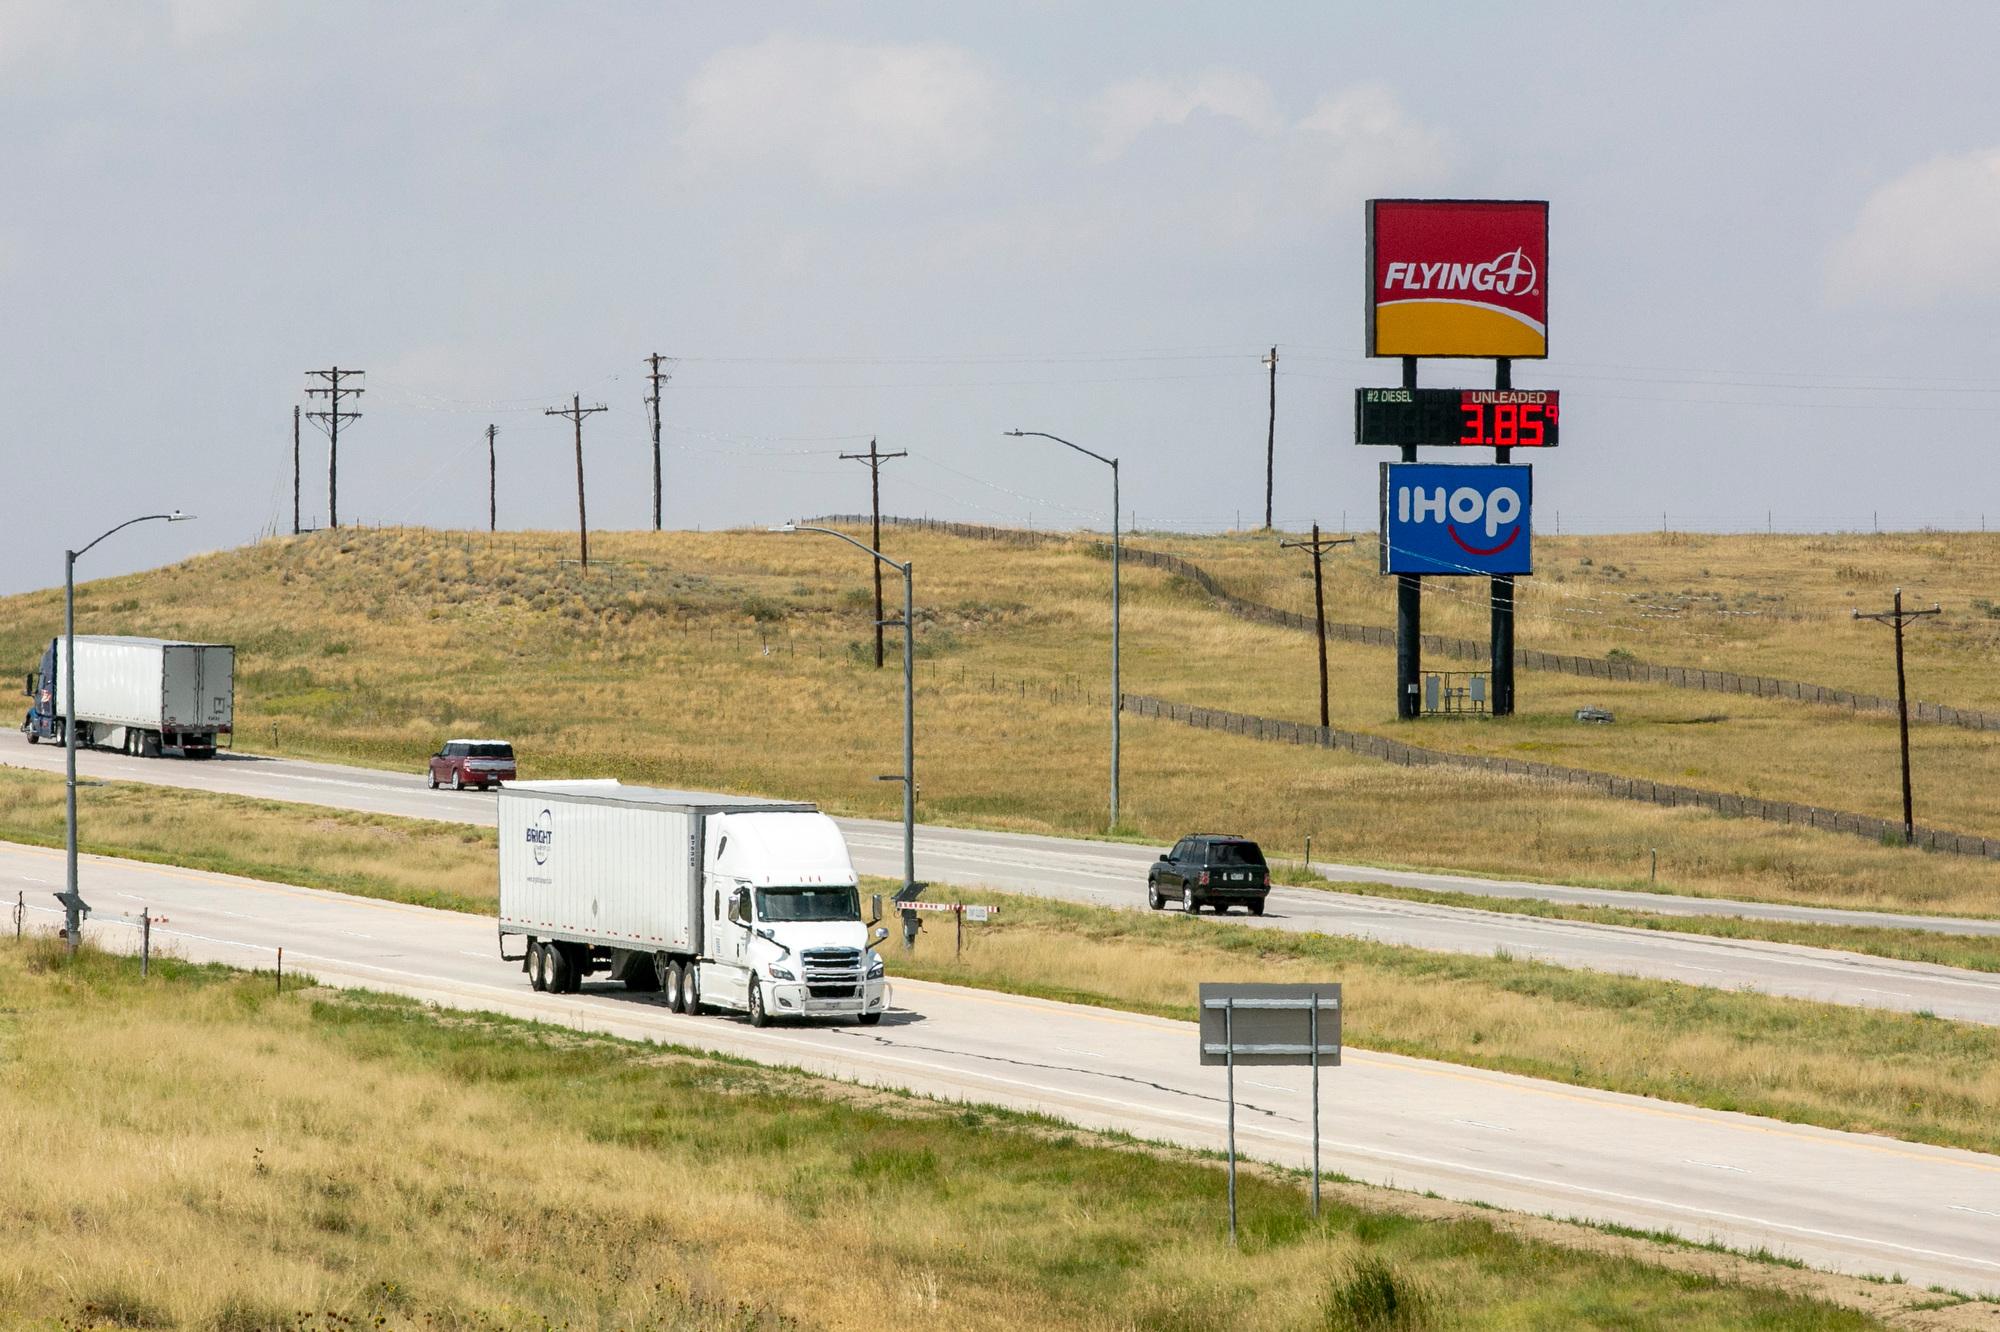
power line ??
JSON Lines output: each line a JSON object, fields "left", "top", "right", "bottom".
{"left": 645, "top": 354, "right": 674, "bottom": 531}
{"left": 545, "top": 395, "right": 608, "bottom": 570}
{"left": 840, "top": 438, "right": 908, "bottom": 669}
{"left": 304, "top": 366, "right": 364, "bottom": 528}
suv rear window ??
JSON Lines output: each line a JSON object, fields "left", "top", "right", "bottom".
{"left": 1206, "top": 841, "right": 1265, "bottom": 867}
{"left": 468, "top": 743, "right": 514, "bottom": 759}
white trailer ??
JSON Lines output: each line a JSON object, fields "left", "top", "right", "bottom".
{"left": 21, "top": 635, "right": 235, "bottom": 757}
{"left": 497, "top": 782, "right": 891, "bottom": 1026}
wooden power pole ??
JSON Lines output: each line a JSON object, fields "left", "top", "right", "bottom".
{"left": 1854, "top": 587, "right": 1941, "bottom": 844}
{"left": 1279, "top": 523, "right": 1356, "bottom": 728}
{"left": 545, "top": 395, "right": 608, "bottom": 570}
{"left": 840, "top": 438, "right": 907, "bottom": 667}
{"left": 1262, "top": 346, "right": 1279, "bottom": 530}
{"left": 292, "top": 405, "right": 301, "bottom": 535}
{"left": 486, "top": 424, "right": 497, "bottom": 532}
{"left": 304, "top": 366, "right": 364, "bottom": 528}
{"left": 645, "top": 354, "right": 673, "bottom": 531}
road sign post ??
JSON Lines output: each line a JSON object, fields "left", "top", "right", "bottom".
{"left": 1199, "top": 982, "right": 1342, "bottom": 1239}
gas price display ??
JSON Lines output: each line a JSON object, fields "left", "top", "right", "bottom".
{"left": 1355, "top": 388, "right": 1560, "bottom": 449}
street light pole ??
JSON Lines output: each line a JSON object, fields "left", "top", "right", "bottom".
{"left": 1006, "top": 431, "right": 1120, "bottom": 829}
{"left": 63, "top": 511, "right": 195, "bottom": 954}
{"left": 772, "top": 524, "right": 916, "bottom": 895}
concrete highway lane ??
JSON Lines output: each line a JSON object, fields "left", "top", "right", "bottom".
{"left": 9, "top": 734, "right": 2000, "bottom": 1024}
{"left": 5, "top": 840, "right": 1997, "bottom": 1293}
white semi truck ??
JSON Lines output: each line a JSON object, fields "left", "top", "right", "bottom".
{"left": 21, "top": 635, "right": 235, "bottom": 757}
{"left": 497, "top": 783, "right": 891, "bottom": 1026}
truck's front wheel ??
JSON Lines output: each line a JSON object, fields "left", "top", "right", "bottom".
{"left": 747, "top": 979, "right": 769, "bottom": 1028}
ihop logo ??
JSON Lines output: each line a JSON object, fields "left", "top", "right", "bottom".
{"left": 525, "top": 808, "right": 554, "bottom": 865}
{"left": 1380, "top": 462, "right": 1533, "bottom": 577}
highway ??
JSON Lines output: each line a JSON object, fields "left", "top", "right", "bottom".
{"left": 5, "top": 840, "right": 1996, "bottom": 1293}
{"left": 7, "top": 735, "right": 2000, "bottom": 1024}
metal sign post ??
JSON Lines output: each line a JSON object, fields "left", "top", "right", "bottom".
{"left": 1200, "top": 982, "right": 1342, "bottom": 1238}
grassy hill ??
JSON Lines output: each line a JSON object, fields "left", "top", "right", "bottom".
{"left": 3, "top": 524, "right": 1997, "bottom": 916}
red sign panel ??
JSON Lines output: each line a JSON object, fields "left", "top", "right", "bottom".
{"left": 1367, "top": 199, "right": 1548, "bottom": 359}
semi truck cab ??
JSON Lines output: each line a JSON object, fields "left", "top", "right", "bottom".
{"left": 698, "top": 810, "right": 889, "bottom": 1025}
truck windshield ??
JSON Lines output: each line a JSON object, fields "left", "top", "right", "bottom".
{"left": 756, "top": 886, "right": 860, "bottom": 923}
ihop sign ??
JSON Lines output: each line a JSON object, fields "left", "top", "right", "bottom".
{"left": 1378, "top": 462, "right": 1533, "bottom": 576}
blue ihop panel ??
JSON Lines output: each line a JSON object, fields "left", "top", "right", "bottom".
{"left": 1379, "top": 462, "right": 1533, "bottom": 576}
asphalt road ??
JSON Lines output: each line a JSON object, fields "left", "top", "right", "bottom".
{"left": 7, "top": 735, "right": 2000, "bottom": 1024}
{"left": 5, "top": 841, "right": 1996, "bottom": 1293}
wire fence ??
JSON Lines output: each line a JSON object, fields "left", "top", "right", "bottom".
{"left": 1119, "top": 693, "right": 2000, "bottom": 861}
{"left": 821, "top": 515, "right": 2000, "bottom": 734}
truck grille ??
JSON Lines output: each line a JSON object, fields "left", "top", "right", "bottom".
{"left": 803, "top": 946, "right": 862, "bottom": 999}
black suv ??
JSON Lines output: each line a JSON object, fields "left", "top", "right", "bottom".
{"left": 1148, "top": 835, "right": 1270, "bottom": 914}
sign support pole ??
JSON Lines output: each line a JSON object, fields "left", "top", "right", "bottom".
{"left": 1310, "top": 995, "right": 1321, "bottom": 1218}
{"left": 1395, "top": 356, "right": 1422, "bottom": 719}
{"left": 1490, "top": 357, "right": 1517, "bottom": 716}
{"left": 1225, "top": 998, "right": 1238, "bottom": 1243}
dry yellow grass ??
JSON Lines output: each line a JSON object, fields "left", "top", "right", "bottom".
{"left": 2, "top": 526, "right": 1996, "bottom": 919}
{"left": 0, "top": 942, "right": 1899, "bottom": 1331}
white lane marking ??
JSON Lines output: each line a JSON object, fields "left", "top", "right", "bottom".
{"left": 1055, "top": 1046, "right": 1105, "bottom": 1060}
{"left": 1682, "top": 1159, "right": 1751, "bottom": 1174}
{"left": 1457, "top": 1119, "right": 1512, "bottom": 1132}
{"left": 1949, "top": 1204, "right": 2000, "bottom": 1219}
{"left": 1245, "top": 1080, "right": 1291, "bottom": 1092}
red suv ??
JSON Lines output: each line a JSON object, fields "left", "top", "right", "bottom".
{"left": 428, "top": 739, "right": 517, "bottom": 790}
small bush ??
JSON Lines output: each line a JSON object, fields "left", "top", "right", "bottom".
{"left": 1319, "top": 1254, "right": 1434, "bottom": 1330}
{"left": 742, "top": 595, "right": 785, "bottom": 624}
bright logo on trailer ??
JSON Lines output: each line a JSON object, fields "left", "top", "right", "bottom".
{"left": 526, "top": 808, "right": 554, "bottom": 865}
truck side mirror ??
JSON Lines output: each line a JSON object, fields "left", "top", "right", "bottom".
{"left": 870, "top": 925, "right": 890, "bottom": 946}
{"left": 868, "top": 893, "right": 883, "bottom": 927}
{"left": 22, "top": 674, "right": 31, "bottom": 698}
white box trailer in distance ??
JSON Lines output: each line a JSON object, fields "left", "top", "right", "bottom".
{"left": 21, "top": 635, "right": 235, "bottom": 757}
{"left": 497, "top": 783, "right": 891, "bottom": 1026}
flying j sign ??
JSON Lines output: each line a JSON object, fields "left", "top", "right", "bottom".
{"left": 1379, "top": 462, "right": 1533, "bottom": 576}
{"left": 1367, "top": 199, "right": 1548, "bottom": 358}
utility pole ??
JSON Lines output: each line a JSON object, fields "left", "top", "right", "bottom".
{"left": 1279, "top": 523, "right": 1356, "bottom": 728}
{"left": 546, "top": 395, "right": 608, "bottom": 570}
{"left": 1853, "top": 588, "right": 1941, "bottom": 845}
{"left": 1262, "top": 346, "right": 1279, "bottom": 530}
{"left": 840, "top": 437, "right": 908, "bottom": 668}
{"left": 304, "top": 367, "right": 364, "bottom": 528}
{"left": 645, "top": 354, "right": 674, "bottom": 531}
{"left": 486, "top": 424, "right": 497, "bottom": 532}
{"left": 292, "top": 405, "right": 301, "bottom": 536}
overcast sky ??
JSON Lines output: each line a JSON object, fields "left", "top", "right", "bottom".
{"left": 5, "top": 1, "right": 1999, "bottom": 594}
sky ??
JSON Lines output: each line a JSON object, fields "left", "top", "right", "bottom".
{"left": 5, "top": 1, "right": 2000, "bottom": 593}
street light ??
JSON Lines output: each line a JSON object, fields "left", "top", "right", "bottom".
{"left": 62, "top": 511, "right": 195, "bottom": 954}
{"left": 1005, "top": 430, "right": 1120, "bottom": 830}
{"left": 770, "top": 523, "right": 917, "bottom": 898}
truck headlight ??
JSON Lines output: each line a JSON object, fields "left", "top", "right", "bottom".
{"left": 768, "top": 966, "right": 796, "bottom": 982}
{"left": 866, "top": 952, "right": 884, "bottom": 979}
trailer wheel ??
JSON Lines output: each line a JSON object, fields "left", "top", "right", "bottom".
{"left": 544, "top": 943, "right": 568, "bottom": 993}
{"left": 528, "top": 941, "right": 548, "bottom": 992}
{"left": 747, "top": 978, "right": 769, "bottom": 1028}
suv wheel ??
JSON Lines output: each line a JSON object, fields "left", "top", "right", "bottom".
{"left": 1182, "top": 885, "right": 1197, "bottom": 913}
{"left": 1147, "top": 878, "right": 1163, "bottom": 910}
{"left": 451, "top": 769, "right": 464, "bottom": 791}
{"left": 427, "top": 768, "right": 438, "bottom": 789}
{"left": 1249, "top": 899, "right": 1267, "bottom": 917}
